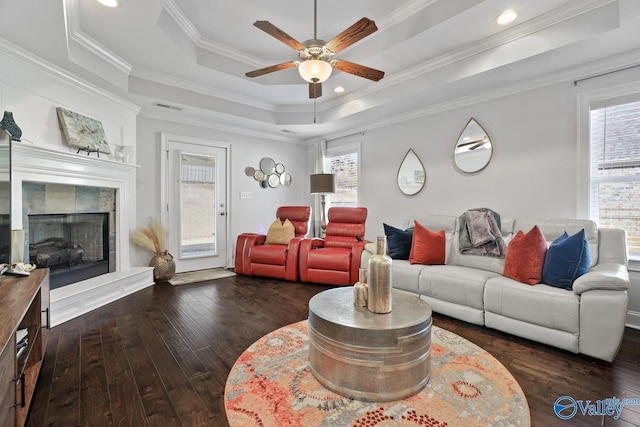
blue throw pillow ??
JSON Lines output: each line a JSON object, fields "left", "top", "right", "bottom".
{"left": 542, "top": 229, "right": 591, "bottom": 290}
{"left": 383, "top": 223, "right": 414, "bottom": 260}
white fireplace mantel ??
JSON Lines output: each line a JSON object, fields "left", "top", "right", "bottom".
{"left": 11, "top": 143, "right": 153, "bottom": 326}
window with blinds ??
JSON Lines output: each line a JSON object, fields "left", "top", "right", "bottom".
{"left": 590, "top": 100, "right": 640, "bottom": 258}
{"left": 326, "top": 151, "right": 358, "bottom": 208}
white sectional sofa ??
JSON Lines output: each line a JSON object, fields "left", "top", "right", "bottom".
{"left": 361, "top": 214, "right": 630, "bottom": 362}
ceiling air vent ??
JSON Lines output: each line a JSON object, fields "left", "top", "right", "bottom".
{"left": 154, "top": 102, "right": 183, "bottom": 111}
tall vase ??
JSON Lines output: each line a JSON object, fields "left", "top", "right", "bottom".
{"left": 367, "top": 235, "right": 392, "bottom": 313}
{"left": 149, "top": 250, "right": 176, "bottom": 281}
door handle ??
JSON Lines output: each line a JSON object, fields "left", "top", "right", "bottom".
{"left": 220, "top": 212, "right": 226, "bottom": 216}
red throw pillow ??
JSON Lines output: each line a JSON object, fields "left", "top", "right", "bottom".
{"left": 503, "top": 225, "right": 547, "bottom": 285}
{"left": 409, "top": 221, "right": 445, "bottom": 265}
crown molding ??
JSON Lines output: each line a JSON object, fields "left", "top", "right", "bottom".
{"left": 129, "top": 67, "right": 277, "bottom": 111}
{"left": 137, "top": 106, "right": 300, "bottom": 144}
{"left": 0, "top": 37, "right": 139, "bottom": 112}
{"left": 376, "top": 0, "right": 439, "bottom": 29}
{"left": 163, "top": 0, "right": 261, "bottom": 67}
{"left": 63, "top": 0, "right": 132, "bottom": 74}
{"left": 369, "top": 0, "right": 618, "bottom": 96}
{"left": 69, "top": 31, "right": 132, "bottom": 74}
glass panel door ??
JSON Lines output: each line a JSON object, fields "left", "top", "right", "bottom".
{"left": 163, "top": 137, "right": 228, "bottom": 273}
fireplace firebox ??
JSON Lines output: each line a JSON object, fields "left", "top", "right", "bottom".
{"left": 28, "top": 213, "right": 113, "bottom": 289}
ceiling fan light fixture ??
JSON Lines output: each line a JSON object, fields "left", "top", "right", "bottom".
{"left": 298, "top": 59, "right": 332, "bottom": 83}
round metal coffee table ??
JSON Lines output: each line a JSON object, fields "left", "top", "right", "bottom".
{"left": 308, "top": 287, "right": 432, "bottom": 401}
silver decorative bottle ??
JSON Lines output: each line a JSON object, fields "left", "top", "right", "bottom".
{"left": 368, "top": 235, "right": 392, "bottom": 313}
{"left": 353, "top": 267, "right": 368, "bottom": 307}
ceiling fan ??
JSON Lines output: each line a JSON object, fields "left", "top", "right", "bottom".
{"left": 457, "top": 138, "right": 489, "bottom": 151}
{"left": 245, "top": 0, "right": 385, "bottom": 98}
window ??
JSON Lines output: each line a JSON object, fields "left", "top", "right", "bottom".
{"left": 589, "top": 99, "right": 640, "bottom": 258}
{"left": 325, "top": 143, "right": 360, "bottom": 208}
{"left": 179, "top": 153, "right": 217, "bottom": 257}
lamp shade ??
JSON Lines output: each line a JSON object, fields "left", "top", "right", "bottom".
{"left": 298, "top": 60, "right": 332, "bottom": 83}
{"left": 310, "top": 173, "right": 336, "bottom": 194}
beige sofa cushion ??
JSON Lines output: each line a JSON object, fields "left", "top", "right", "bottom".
{"left": 484, "top": 276, "right": 580, "bottom": 334}
{"left": 419, "top": 265, "right": 499, "bottom": 311}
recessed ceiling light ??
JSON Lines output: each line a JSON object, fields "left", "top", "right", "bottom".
{"left": 497, "top": 9, "right": 517, "bottom": 25}
{"left": 334, "top": 86, "right": 345, "bottom": 93}
{"left": 97, "top": 0, "right": 119, "bottom": 7}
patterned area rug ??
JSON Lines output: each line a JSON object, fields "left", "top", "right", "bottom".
{"left": 168, "top": 268, "right": 236, "bottom": 285}
{"left": 225, "top": 320, "right": 530, "bottom": 427}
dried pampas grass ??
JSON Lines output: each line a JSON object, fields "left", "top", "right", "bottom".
{"left": 149, "top": 218, "right": 166, "bottom": 254}
{"left": 130, "top": 218, "right": 168, "bottom": 254}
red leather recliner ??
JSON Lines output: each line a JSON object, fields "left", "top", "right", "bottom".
{"left": 299, "top": 207, "right": 368, "bottom": 286}
{"left": 235, "top": 206, "right": 311, "bottom": 281}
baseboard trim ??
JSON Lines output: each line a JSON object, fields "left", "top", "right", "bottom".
{"left": 50, "top": 267, "right": 154, "bottom": 327}
{"left": 626, "top": 310, "right": 640, "bottom": 330}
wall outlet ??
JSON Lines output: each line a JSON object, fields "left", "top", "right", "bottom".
{"left": 240, "top": 191, "right": 252, "bottom": 199}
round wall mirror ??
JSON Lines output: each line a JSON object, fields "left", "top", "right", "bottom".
{"left": 454, "top": 118, "right": 493, "bottom": 173}
{"left": 267, "top": 174, "right": 280, "bottom": 188}
{"left": 280, "top": 172, "right": 292, "bottom": 186}
{"left": 397, "top": 149, "right": 426, "bottom": 196}
{"left": 259, "top": 157, "right": 276, "bottom": 174}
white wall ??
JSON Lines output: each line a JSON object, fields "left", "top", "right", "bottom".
{"left": 134, "top": 115, "right": 309, "bottom": 268}
{"left": 0, "top": 44, "right": 137, "bottom": 154}
{"left": 356, "top": 83, "right": 577, "bottom": 237}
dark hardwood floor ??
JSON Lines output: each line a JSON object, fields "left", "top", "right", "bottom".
{"left": 26, "top": 275, "right": 640, "bottom": 427}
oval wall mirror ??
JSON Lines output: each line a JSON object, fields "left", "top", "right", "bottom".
{"left": 397, "top": 149, "right": 426, "bottom": 196}
{"left": 454, "top": 118, "right": 493, "bottom": 173}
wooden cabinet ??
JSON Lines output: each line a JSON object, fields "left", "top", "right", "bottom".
{"left": 0, "top": 269, "right": 50, "bottom": 427}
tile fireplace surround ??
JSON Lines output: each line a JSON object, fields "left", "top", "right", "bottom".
{"left": 11, "top": 143, "right": 153, "bottom": 326}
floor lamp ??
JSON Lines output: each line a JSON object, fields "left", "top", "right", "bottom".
{"left": 310, "top": 173, "right": 336, "bottom": 237}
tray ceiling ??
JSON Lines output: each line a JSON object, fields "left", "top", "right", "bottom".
{"left": 1, "top": 0, "right": 640, "bottom": 141}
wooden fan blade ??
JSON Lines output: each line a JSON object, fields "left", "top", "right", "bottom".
{"left": 334, "top": 60, "right": 384, "bottom": 81}
{"left": 253, "top": 21, "right": 306, "bottom": 51}
{"left": 245, "top": 61, "right": 297, "bottom": 78}
{"left": 326, "top": 17, "right": 378, "bottom": 53}
{"left": 309, "top": 82, "right": 322, "bottom": 99}
{"left": 457, "top": 139, "right": 485, "bottom": 148}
